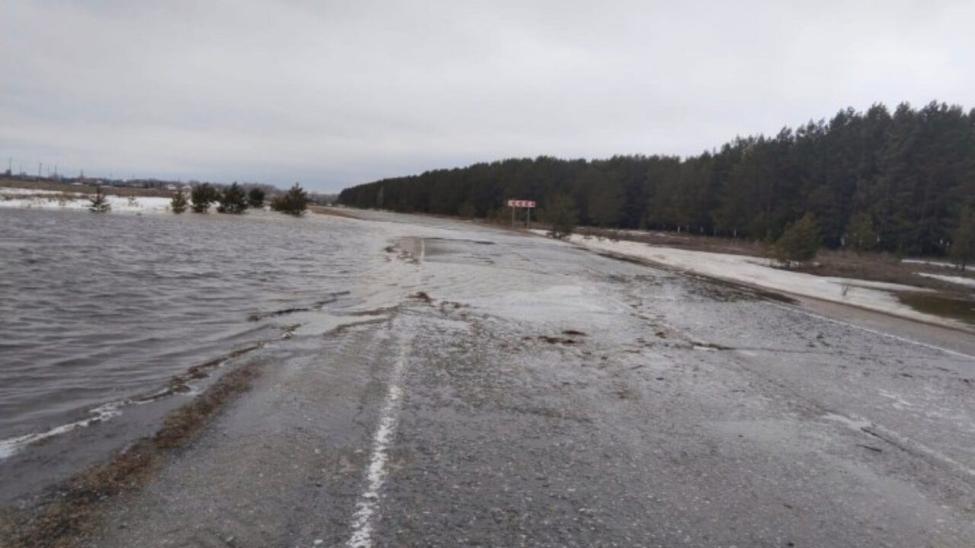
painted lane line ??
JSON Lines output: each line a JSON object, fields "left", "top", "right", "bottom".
{"left": 823, "top": 412, "right": 975, "bottom": 478}
{"left": 347, "top": 335, "right": 410, "bottom": 548}
{"left": 768, "top": 302, "right": 975, "bottom": 362}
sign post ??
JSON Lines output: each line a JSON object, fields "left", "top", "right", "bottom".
{"left": 506, "top": 199, "right": 536, "bottom": 229}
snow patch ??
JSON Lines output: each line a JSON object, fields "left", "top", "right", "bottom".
{"left": 0, "top": 187, "right": 82, "bottom": 196}
{"left": 917, "top": 273, "right": 975, "bottom": 289}
{"left": 903, "top": 258, "right": 959, "bottom": 270}
{"left": 0, "top": 192, "right": 174, "bottom": 215}
{"left": 547, "top": 232, "right": 971, "bottom": 330}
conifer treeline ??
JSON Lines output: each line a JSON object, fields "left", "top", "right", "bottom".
{"left": 338, "top": 102, "right": 975, "bottom": 254}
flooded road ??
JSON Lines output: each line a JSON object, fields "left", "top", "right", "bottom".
{"left": 0, "top": 210, "right": 386, "bottom": 449}
{"left": 3, "top": 209, "right": 975, "bottom": 546}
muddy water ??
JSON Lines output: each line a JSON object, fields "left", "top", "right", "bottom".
{"left": 0, "top": 209, "right": 375, "bottom": 447}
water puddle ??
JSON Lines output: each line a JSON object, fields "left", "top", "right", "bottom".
{"left": 898, "top": 292, "right": 975, "bottom": 326}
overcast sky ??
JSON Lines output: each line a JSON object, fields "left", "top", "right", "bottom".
{"left": 2, "top": 1, "right": 973, "bottom": 191}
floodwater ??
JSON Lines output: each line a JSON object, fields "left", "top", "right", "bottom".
{"left": 0, "top": 209, "right": 379, "bottom": 449}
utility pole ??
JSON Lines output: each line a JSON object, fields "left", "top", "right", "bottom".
{"left": 38, "top": 162, "right": 42, "bottom": 178}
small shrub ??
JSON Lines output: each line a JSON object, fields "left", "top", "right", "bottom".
{"left": 88, "top": 186, "right": 111, "bottom": 213}
{"left": 950, "top": 206, "right": 974, "bottom": 271}
{"left": 773, "top": 213, "right": 820, "bottom": 266}
{"left": 846, "top": 211, "right": 877, "bottom": 253}
{"left": 545, "top": 194, "right": 577, "bottom": 239}
{"left": 458, "top": 201, "right": 476, "bottom": 219}
{"left": 190, "top": 184, "right": 218, "bottom": 213}
{"left": 170, "top": 191, "right": 188, "bottom": 214}
{"left": 247, "top": 188, "right": 266, "bottom": 209}
{"left": 270, "top": 183, "right": 308, "bottom": 217}
{"left": 217, "top": 182, "right": 249, "bottom": 214}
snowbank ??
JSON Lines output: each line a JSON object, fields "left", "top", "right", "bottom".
{"left": 539, "top": 231, "right": 970, "bottom": 330}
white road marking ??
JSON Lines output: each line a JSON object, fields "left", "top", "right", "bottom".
{"left": 347, "top": 335, "right": 410, "bottom": 548}
{"left": 769, "top": 302, "right": 975, "bottom": 361}
{"left": 823, "top": 412, "right": 975, "bottom": 478}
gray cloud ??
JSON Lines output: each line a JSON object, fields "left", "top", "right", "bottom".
{"left": 2, "top": 1, "right": 973, "bottom": 191}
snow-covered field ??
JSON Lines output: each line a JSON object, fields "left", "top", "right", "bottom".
{"left": 541, "top": 230, "right": 971, "bottom": 330}
{"left": 0, "top": 187, "right": 83, "bottom": 196}
{"left": 0, "top": 187, "right": 172, "bottom": 214}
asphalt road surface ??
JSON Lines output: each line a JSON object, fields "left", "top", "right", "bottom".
{"left": 87, "top": 211, "right": 975, "bottom": 547}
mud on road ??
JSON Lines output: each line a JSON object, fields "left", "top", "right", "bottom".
{"left": 4, "top": 210, "right": 975, "bottom": 547}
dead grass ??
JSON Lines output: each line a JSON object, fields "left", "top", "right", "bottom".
{"left": 0, "top": 361, "right": 263, "bottom": 548}
{"left": 790, "top": 249, "right": 973, "bottom": 293}
{"left": 578, "top": 226, "right": 769, "bottom": 257}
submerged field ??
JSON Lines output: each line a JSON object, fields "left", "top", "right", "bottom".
{"left": 0, "top": 208, "right": 387, "bottom": 465}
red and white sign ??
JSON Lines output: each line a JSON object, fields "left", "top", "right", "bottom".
{"left": 507, "top": 199, "right": 536, "bottom": 208}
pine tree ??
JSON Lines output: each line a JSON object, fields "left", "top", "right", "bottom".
{"left": 583, "top": 167, "right": 621, "bottom": 227}
{"left": 458, "top": 200, "right": 476, "bottom": 218}
{"left": 190, "top": 184, "right": 218, "bottom": 213}
{"left": 247, "top": 188, "right": 266, "bottom": 209}
{"left": 774, "top": 213, "right": 820, "bottom": 266}
{"left": 950, "top": 207, "right": 974, "bottom": 270}
{"left": 846, "top": 212, "right": 877, "bottom": 253}
{"left": 217, "top": 182, "right": 249, "bottom": 214}
{"left": 545, "top": 194, "right": 578, "bottom": 239}
{"left": 271, "top": 183, "right": 309, "bottom": 216}
{"left": 334, "top": 101, "right": 974, "bottom": 255}
{"left": 170, "top": 191, "right": 188, "bottom": 214}
{"left": 88, "top": 186, "right": 111, "bottom": 213}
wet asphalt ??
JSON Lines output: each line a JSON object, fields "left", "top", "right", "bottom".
{"left": 83, "top": 212, "right": 975, "bottom": 547}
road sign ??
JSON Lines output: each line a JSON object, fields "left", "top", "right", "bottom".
{"left": 507, "top": 199, "right": 536, "bottom": 228}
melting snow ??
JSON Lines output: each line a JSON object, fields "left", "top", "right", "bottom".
{"left": 540, "top": 231, "right": 973, "bottom": 330}
{"left": 0, "top": 188, "right": 173, "bottom": 214}
{"left": 917, "top": 273, "right": 975, "bottom": 289}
